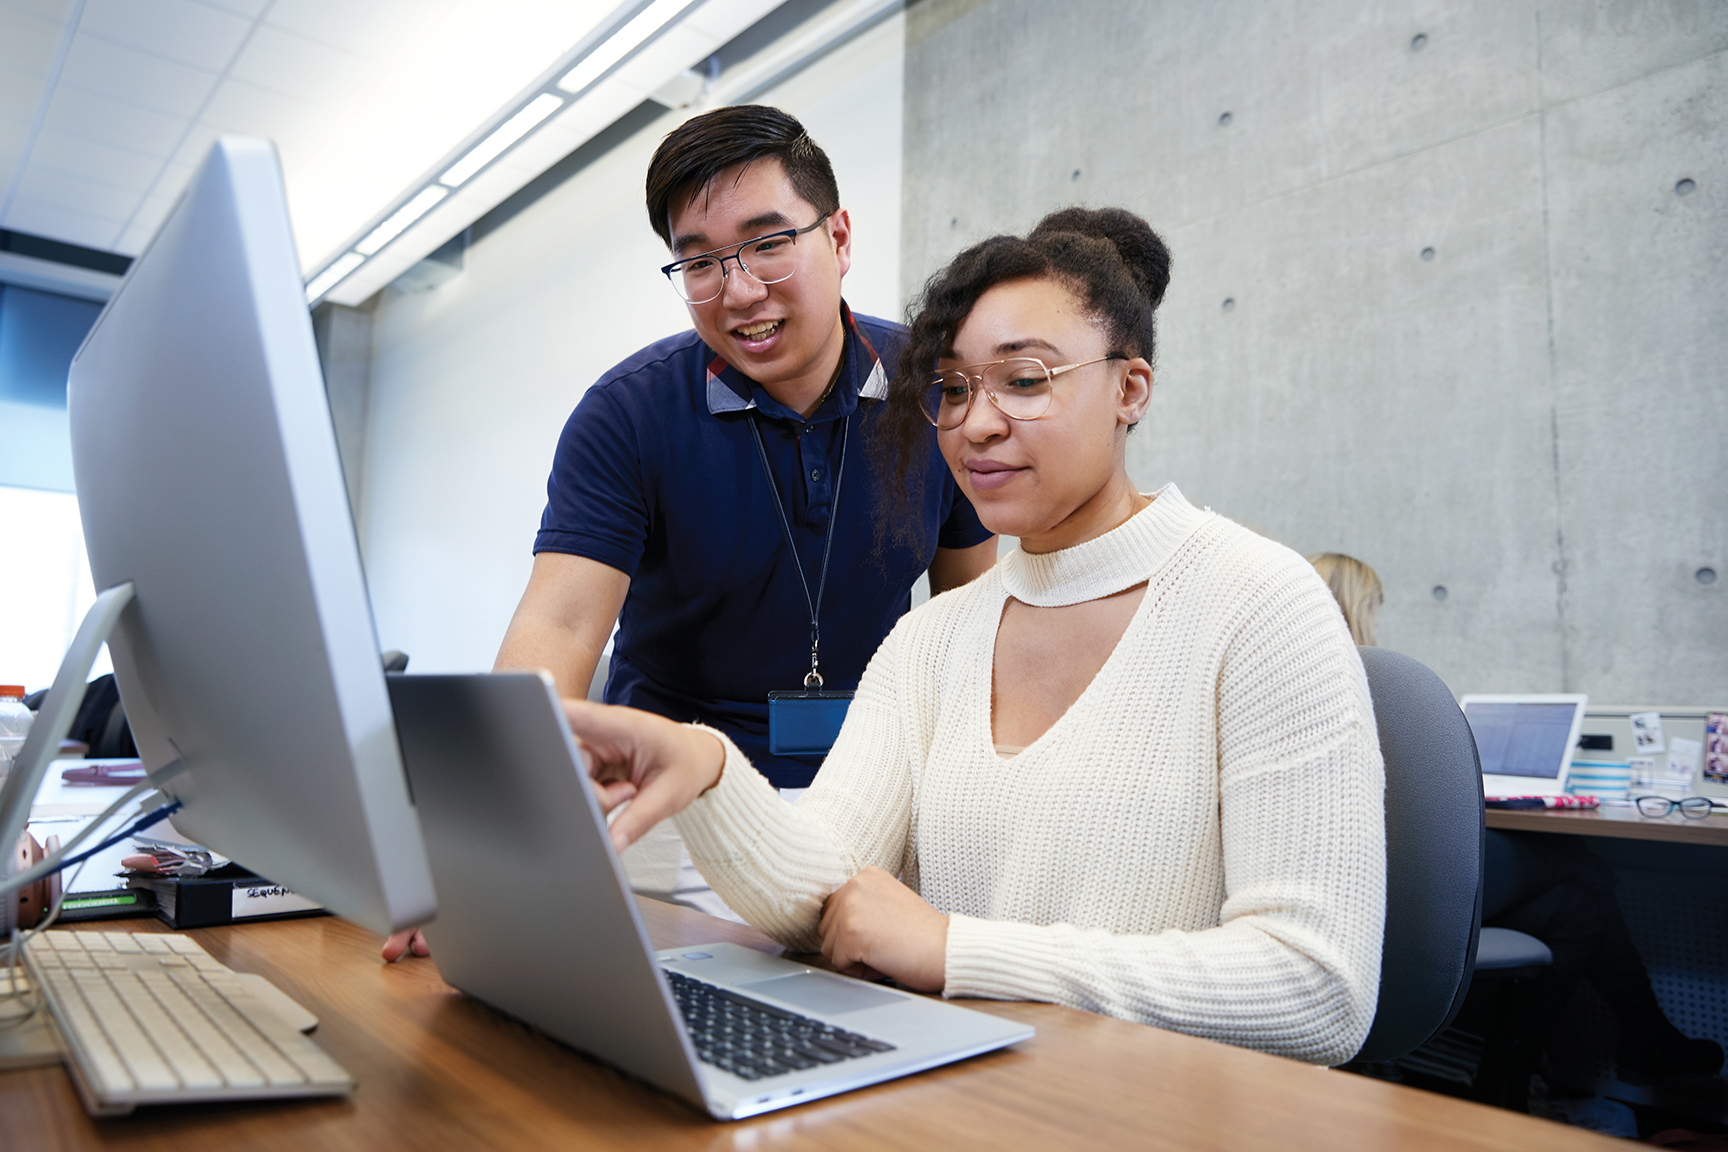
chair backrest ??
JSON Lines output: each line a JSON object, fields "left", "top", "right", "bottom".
{"left": 1351, "top": 646, "right": 1485, "bottom": 1063}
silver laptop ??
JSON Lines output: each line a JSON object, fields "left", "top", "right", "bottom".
{"left": 387, "top": 672, "right": 1033, "bottom": 1120}
{"left": 1459, "top": 693, "right": 1589, "bottom": 797}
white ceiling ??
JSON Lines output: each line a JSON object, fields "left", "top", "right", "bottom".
{"left": 0, "top": 0, "right": 636, "bottom": 268}
{"left": 0, "top": 0, "right": 902, "bottom": 305}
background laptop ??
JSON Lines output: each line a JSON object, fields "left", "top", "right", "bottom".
{"left": 387, "top": 672, "right": 1033, "bottom": 1120}
{"left": 1459, "top": 693, "right": 1589, "bottom": 797}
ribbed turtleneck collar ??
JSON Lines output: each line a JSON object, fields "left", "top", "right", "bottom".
{"left": 996, "top": 483, "right": 1209, "bottom": 607}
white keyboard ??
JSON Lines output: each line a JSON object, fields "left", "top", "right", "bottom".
{"left": 22, "top": 929, "right": 353, "bottom": 1115}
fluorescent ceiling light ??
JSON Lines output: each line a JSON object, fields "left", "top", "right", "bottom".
{"left": 439, "top": 93, "right": 566, "bottom": 188}
{"left": 305, "top": 253, "right": 365, "bottom": 303}
{"left": 355, "top": 186, "right": 451, "bottom": 256}
{"left": 558, "top": 0, "right": 691, "bottom": 96}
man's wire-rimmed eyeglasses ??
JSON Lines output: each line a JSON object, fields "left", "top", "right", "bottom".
{"left": 661, "top": 213, "right": 831, "bottom": 304}
{"left": 919, "top": 355, "right": 1128, "bottom": 429}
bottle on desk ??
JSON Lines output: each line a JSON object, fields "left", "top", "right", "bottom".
{"left": 0, "top": 684, "right": 33, "bottom": 782}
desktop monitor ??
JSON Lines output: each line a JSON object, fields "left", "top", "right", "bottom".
{"left": 1458, "top": 693, "right": 1589, "bottom": 797}
{"left": 57, "top": 137, "right": 436, "bottom": 935}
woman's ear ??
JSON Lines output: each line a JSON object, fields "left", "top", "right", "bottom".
{"left": 1118, "top": 357, "right": 1153, "bottom": 425}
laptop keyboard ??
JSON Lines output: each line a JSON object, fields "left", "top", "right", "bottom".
{"left": 665, "top": 969, "right": 896, "bottom": 1081}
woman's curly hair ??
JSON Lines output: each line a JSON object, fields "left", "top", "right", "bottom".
{"left": 873, "top": 207, "right": 1171, "bottom": 549}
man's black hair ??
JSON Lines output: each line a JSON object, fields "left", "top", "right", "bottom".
{"left": 644, "top": 105, "right": 840, "bottom": 249}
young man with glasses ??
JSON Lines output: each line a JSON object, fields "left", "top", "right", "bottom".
{"left": 379, "top": 107, "right": 992, "bottom": 951}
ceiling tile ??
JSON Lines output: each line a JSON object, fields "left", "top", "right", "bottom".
{"left": 193, "top": 0, "right": 270, "bottom": 18}
{"left": 0, "top": 0, "right": 79, "bottom": 22}
{"left": 59, "top": 34, "right": 219, "bottom": 117}
{"left": 0, "top": 8, "right": 65, "bottom": 74}
{"left": 13, "top": 164, "right": 140, "bottom": 218}
{"left": 0, "top": 140, "right": 26, "bottom": 194}
{"left": 0, "top": 63, "right": 49, "bottom": 123}
{"left": 29, "top": 126, "right": 167, "bottom": 190}
{"left": 166, "top": 125, "right": 217, "bottom": 170}
{"left": 199, "top": 76, "right": 317, "bottom": 136}
{"left": 264, "top": 0, "right": 441, "bottom": 58}
{"left": 80, "top": 0, "right": 254, "bottom": 73}
{"left": 156, "top": 157, "right": 198, "bottom": 188}
{"left": 142, "top": 160, "right": 198, "bottom": 217}
{"left": 42, "top": 84, "right": 189, "bottom": 157}
{"left": 0, "top": 116, "right": 28, "bottom": 156}
{"left": 133, "top": 187, "right": 180, "bottom": 224}
{"left": 228, "top": 23, "right": 367, "bottom": 105}
{"left": 3, "top": 196, "right": 124, "bottom": 249}
{"left": 114, "top": 218, "right": 158, "bottom": 255}
{"left": 116, "top": 188, "right": 179, "bottom": 248}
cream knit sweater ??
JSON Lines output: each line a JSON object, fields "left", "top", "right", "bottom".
{"left": 675, "top": 484, "right": 1386, "bottom": 1065}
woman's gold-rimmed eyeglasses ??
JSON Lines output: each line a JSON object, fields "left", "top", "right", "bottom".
{"left": 918, "top": 354, "right": 1128, "bottom": 429}
{"left": 661, "top": 214, "right": 830, "bottom": 305}
{"left": 1633, "top": 795, "right": 1715, "bottom": 819}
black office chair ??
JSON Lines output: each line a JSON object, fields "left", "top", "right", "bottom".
{"left": 1466, "top": 841, "right": 1557, "bottom": 1108}
{"left": 1349, "top": 646, "right": 1485, "bottom": 1063}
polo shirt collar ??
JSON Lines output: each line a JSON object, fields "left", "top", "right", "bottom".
{"left": 703, "top": 301, "right": 888, "bottom": 419}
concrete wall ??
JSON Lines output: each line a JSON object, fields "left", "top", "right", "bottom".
{"left": 357, "top": 14, "right": 906, "bottom": 672}
{"left": 903, "top": 0, "right": 1727, "bottom": 703}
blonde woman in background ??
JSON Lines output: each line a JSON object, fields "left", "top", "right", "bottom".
{"left": 1308, "top": 552, "right": 1382, "bottom": 647}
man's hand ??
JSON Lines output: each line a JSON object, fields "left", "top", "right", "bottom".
{"left": 818, "top": 867, "right": 948, "bottom": 992}
{"left": 382, "top": 928, "right": 429, "bottom": 962}
{"left": 562, "top": 699, "right": 725, "bottom": 853}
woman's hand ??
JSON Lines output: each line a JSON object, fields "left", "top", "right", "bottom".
{"left": 562, "top": 699, "right": 725, "bottom": 853}
{"left": 818, "top": 867, "right": 948, "bottom": 992}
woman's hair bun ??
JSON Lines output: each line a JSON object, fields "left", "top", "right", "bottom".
{"left": 1030, "top": 206, "right": 1171, "bottom": 310}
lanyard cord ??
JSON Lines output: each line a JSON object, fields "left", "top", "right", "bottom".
{"left": 747, "top": 411, "right": 850, "bottom": 689}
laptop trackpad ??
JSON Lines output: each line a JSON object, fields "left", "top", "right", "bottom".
{"left": 738, "top": 972, "right": 906, "bottom": 1015}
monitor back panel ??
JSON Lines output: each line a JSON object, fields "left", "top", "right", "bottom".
{"left": 66, "top": 137, "right": 434, "bottom": 934}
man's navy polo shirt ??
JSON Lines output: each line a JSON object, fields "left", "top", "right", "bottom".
{"left": 535, "top": 304, "right": 990, "bottom": 788}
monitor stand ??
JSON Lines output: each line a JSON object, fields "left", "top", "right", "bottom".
{"left": 0, "top": 582, "right": 135, "bottom": 932}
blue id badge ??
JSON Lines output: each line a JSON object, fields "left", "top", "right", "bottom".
{"left": 767, "top": 691, "right": 854, "bottom": 756}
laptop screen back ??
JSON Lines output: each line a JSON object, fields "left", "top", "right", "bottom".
{"left": 1463, "top": 700, "right": 1583, "bottom": 781}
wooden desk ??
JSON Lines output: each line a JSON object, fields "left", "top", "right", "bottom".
{"left": 2, "top": 902, "right": 1620, "bottom": 1151}
{"left": 1486, "top": 805, "right": 1728, "bottom": 847}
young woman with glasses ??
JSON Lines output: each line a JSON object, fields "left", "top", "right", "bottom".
{"left": 566, "top": 207, "right": 1388, "bottom": 1065}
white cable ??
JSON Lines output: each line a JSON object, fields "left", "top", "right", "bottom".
{"left": 0, "top": 855, "right": 89, "bottom": 1033}
{"left": 0, "top": 779, "right": 157, "bottom": 898}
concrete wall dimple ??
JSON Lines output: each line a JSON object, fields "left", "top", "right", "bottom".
{"left": 902, "top": 0, "right": 1727, "bottom": 702}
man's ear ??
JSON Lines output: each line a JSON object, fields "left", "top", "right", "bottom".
{"left": 828, "top": 208, "right": 853, "bottom": 279}
{"left": 1119, "top": 357, "right": 1152, "bottom": 425}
